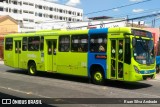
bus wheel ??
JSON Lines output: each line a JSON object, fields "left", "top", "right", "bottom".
{"left": 28, "top": 62, "right": 37, "bottom": 75}
{"left": 91, "top": 70, "right": 104, "bottom": 85}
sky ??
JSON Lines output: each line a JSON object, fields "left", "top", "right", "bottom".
{"left": 49, "top": 0, "right": 160, "bottom": 26}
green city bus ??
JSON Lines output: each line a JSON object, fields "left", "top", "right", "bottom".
{"left": 4, "top": 27, "right": 156, "bottom": 85}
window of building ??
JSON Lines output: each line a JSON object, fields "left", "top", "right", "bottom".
{"left": 5, "top": 8, "right": 8, "bottom": 12}
{"left": 69, "top": 18, "right": 71, "bottom": 21}
{"left": 29, "top": 3, "right": 34, "bottom": 6}
{"left": 43, "top": 6, "right": 48, "bottom": 10}
{"left": 28, "top": 36, "right": 40, "bottom": 51}
{"left": 5, "top": 38, "right": 13, "bottom": 50}
{"left": 35, "top": 4, "right": 38, "bottom": 8}
{"left": 29, "top": 19, "right": 34, "bottom": 22}
{"left": 90, "top": 34, "right": 107, "bottom": 52}
{"left": 43, "top": 14, "right": 48, "bottom": 18}
{"left": 12, "top": 1, "right": 17, "bottom": 5}
{"left": 77, "top": 12, "right": 80, "bottom": 16}
{"left": 60, "top": 16, "right": 62, "bottom": 20}
{"left": 59, "top": 36, "right": 70, "bottom": 52}
{"left": 0, "top": 7, "right": 3, "bottom": 11}
{"left": 29, "top": 11, "right": 34, "bottom": 14}
{"left": 23, "top": 18, "right": 28, "bottom": 22}
{"left": 49, "top": 7, "right": 53, "bottom": 11}
{"left": 23, "top": 2, "right": 28, "bottom": 5}
{"left": 59, "top": 9, "right": 62, "bottom": 13}
{"left": 2, "top": 0, "right": 6, "bottom": 3}
{"left": 39, "top": 5, "right": 42, "bottom": 9}
{"left": 17, "top": 1, "right": 22, "bottom": 6}
{"left": 22, "top": 37, "right": 27, "bottom": 51}
{"left": 13, "top": 9, "right": 18, "bottom": 13}
{"left": 39, "top": 13, "right": 42, "bottom": 17}
{"left": 68, "top": 11, "right": 71, "bottom": 14}
{"left": 23, "top": 10, "right": 28, "bottom": 13}
{"left": 49, "top": 15, "right": 53, "bottom": 19}
{"left": 19, "top": 10, "right": 22, "bottom": 14}
{"left": 18, "top": 1, "right": 22, "bottom": 5}
{"left": 71, "top": 35, "right": 88, "bottom": 52}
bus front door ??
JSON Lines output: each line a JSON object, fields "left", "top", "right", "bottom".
{"left": 47, "top": 40, "right": 57, "bottom": 72}
{"left": 110, "top": 39, "right": 124, "bottom": 80}
{"left": 15, "top": 40, "right": 21, "bottom": 68}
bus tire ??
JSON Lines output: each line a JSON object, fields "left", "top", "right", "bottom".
{"left": 91, "top": 69, "right": 105, "bottom": 85}
{"left": 28, "top": 62, "right": 37, "bottom": 76}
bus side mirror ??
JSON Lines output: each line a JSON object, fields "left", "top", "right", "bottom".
{"left": 132, "top": 38, "right": 136, "bottom": 47}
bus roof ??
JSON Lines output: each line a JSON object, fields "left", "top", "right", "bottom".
{"left": 5, "top": 27, "right": 150, "bottom": 38}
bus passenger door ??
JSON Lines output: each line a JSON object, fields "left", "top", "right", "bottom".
{"left": 110, "top": 39, "right": 124, "bottom": 80}
{"left": 47, "top": 40, "right": 57, "bottom": 72}
{"left": 15, "top": 40, "right": 21, "bottom": 68}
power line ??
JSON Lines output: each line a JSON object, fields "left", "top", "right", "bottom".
{"left": 50, "top": 0, "right": 153, "bottom": 20}
{"left": 0, "top": 12, "right": 160, "bottom": 32}
{"left": 69, "top": 12, "right": 160, "bottom": 29}
{"left": 84, "top": 0, "right": 153, "bottom": 15}
{"left": 0, "top": 0, "right": 153, "bottom": 26}
{"left": 113, "top": 8, "right": 160, "bottom": 18}
{"left": 0, "top": 12, "right": 159, "bottom": 29}
{"left": 39, "top": 0, "right": 153, "bottom": 24}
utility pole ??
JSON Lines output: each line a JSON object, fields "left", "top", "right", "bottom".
{"left": 126, "top": 15, "right": 129, "bottom": 27}
{"left": 152, "top": 18, "right": 156, "bottom": 28}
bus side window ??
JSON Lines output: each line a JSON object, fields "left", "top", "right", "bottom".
{"left": 59, "top": 36, "right": 70, "bottom": 52}
{"left": 71, "top": 34, "right": 88, "bottom": 52}
{"left": 5, "top": 38, "right": 13, "bottom": 51}
{"left": 28, "top": 36, "right": 40, "bottom": 51}
{"left": 22, "top": 37, "right": 27, "bottom": 51}
{"left": 90, "top": 34, "right": 107, "bottom": 52}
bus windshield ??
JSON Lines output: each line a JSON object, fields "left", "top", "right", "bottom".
{"left": 133, "top": 38, "right": 155, "bottom": 64}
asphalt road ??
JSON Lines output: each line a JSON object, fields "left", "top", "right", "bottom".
{"left": 0, "top": 63, "right": 160, "bottom": 107}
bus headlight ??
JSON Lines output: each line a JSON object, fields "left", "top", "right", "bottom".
{"left": 134, "top": 65, "right": 140, "bottom": 73}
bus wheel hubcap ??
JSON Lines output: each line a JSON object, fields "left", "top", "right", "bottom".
{"left": 94, "top": 72, "right": 102, "bottom": 82}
